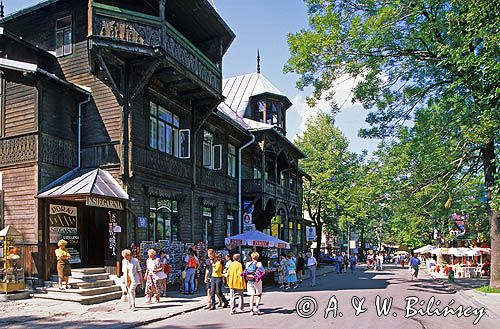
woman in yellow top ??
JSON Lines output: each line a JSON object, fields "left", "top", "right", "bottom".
{"left": 55, "top": 239, "right": 72, "bottom": 290}
{"left": 224, "top": 253, "right": 246, "bottom": 315}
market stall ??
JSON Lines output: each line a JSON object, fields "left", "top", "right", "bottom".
{"left": 225, "top": 229, "right": 290, "bottom": 285}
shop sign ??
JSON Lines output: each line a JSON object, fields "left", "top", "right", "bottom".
{"left": 349, "top": 240, "right": 357, "bottom": 249}
{"left": 306, "top": 226, "right": 316, "bottom": 241}
{"left": 108, "top": 212, "right": 117, "bottom": 256}
{"left": 62, "top": 234, "right": 81, "bottom": 264}
{"left": 86, "top": 196, "right": 124, "bottom": 210}
{"left": 49, "top": 204, "right": 77, "bottom": 243}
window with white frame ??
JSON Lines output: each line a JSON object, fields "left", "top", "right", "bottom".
{"left": 202, "top": 130, "right": 222, "bottom": 170}
{"left": 228, "top": 144, "right": 236, "bottom": 177}
{"left": 149, "top": 101, "right": 190, "bottom": 158}
{"left": 56, "top": 16, "right": 72, "bottom": 57}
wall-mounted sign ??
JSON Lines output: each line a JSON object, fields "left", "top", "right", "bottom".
{"left": 86, "top": 196, "right": 124, "bottom": 210}
{"left": 108, "top": 212, "right": 117, "bottom": 256}
{"left": 306, "top": 226, "right": 316, "bottom": 241}
{"left": 49, "top": 204, "right": 77, "bottom": 243}
{"left": 138, "top": 216, "right": 148, "bottom": 228}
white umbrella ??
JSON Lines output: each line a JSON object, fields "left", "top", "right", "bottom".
{"left": 414, "top": 245, "right": 436, "bottom": 254}
{"left": 225, "top": 230, "right": 290, "bottom": 249}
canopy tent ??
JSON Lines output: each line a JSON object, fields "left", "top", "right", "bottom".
{"left": 473, "top": 247, "right": 491, "bottom": 255}
{"left": 414, "top": 245, "right": 436, "bottom": 254}
{"left": 225, "top": 230, "right": 290, "bottom": 249}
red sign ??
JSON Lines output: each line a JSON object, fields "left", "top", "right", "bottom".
{"left": 253, "top": 241, "right": 269, "bottom": 247}
{"left": 229, "top": 239, "right": 242, "bottom": 246}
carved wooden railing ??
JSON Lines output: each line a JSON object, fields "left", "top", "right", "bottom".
{"left": 0, "top": 134, "right": 37, "bottom": 167}
{"left": 91, "top": 2, "right": 222, "bottom": 93}
{"left": 133, "top": 146, "right": 192, "bottom": 180}
{"left": 198, "top": 167, "right": 237, "bottom": 193}
{"left": 242, "top": 179, "right": 301, "bottom": 205}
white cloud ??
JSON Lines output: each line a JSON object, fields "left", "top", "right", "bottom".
{"left": 287, "top": 75, "right": 380, "bottom": 153}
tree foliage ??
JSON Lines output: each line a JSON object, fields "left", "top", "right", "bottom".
{"left": 287, "top": 0, "right": 500, "bottom": 287}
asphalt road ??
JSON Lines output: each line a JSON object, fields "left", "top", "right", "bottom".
{"left": 139, "top": 264, "right": 499, "bottom": 329}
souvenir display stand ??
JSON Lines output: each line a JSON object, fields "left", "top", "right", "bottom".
{"left": 0, "top": 226, "right": 26, "bottom": 293}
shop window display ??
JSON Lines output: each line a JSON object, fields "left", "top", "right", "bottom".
{"left": 0, "top": 226, "right": 25, "bottom": 293}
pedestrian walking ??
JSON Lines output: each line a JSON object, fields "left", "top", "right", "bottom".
{"left": 209, "top": 253, "right": 229, "bottom": 310}
{"left": 377, "top": 253, "right": 384, "bottom": 271}
{"left": 184, "top": 250, "right": 198, "bottom": 294}
{"left": 336, "top": 254, "right": 344, "bottom": 274}
{"left": 243, "top": 252, "right": 265, "bottom": 315}
{"left": 367, "top": 253, "right": 373, "bottom": 270}
{"left": 121, "top": 249, "right": 143, "bottom": 311}
{"left": 349, "top": 254, "right": 357, "bottom": 273}
{"left": 306, "top": 251, "right": 317, "bottom": 286}
{"left": 409, "top": 253, "right": 421, "bottom": 280}
{"left": 55, "top": 239, "right": 71, "bottom": 290}
{"left": 278, "top": 255, "right": 288, "bottom": 288}
{"left": 342, "top": 252, "right": 349, "bottom": 273}
{"left": 144, "top": 249, "right": 164, "bottom": 303}
{"left": 296, "top": 253, "right": 305, "bottom": 283}
{"left": 224, "top": 253, "right": 246, "bottom": 315}
{"left": 159, "top": 250, "right": 169, "bottom": 297}
{"left": 286, "top": 254, "right": 298, "bottom": 289}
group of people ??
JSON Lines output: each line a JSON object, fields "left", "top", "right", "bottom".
{"left": 333, "top": 252, "right": 358, "bottom": 274}
{"left": 120, "top": 248, "right": 170, "bottom": 310}
{"left": 278, "top": 252, "right": 318, "bottom": 288}
{"left": 366, "top": 252, "right": 385, "bottom": 271}
{"left": 203, "top": 249, "right": 266, "bottom": 315}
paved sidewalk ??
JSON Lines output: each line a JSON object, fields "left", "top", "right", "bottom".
{"left": 0, "top": 265, "right": 335, "bottom": 328}
{"left": 426, "top": 269, "right": 500, "bottom": 324}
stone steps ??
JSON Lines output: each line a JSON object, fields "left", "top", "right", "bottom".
{"left": 40, "top": 285, "right": 121, "bottom": 296}
{"left": 33, "top": 290, "right": 123, "bottom": 305}
{"left": 34, "top": 267, "right": 122, "bottom": 305}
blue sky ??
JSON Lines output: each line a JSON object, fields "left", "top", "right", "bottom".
{"left": 6, "top": 0, "right": 380, "bottom": 154}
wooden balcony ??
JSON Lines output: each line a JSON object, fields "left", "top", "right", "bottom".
{"left": 198, "top": 167, "right": 237, "bottom": 193}
{"left": 89, "top": 2, "right": 222, "bottom": 96}
{"left": 242, "top": 179, "right": 300, "bottom": 205}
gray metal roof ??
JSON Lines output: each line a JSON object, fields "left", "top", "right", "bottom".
{"left": 222, "top": 73, "right": 291, "bottom": 117}
{"left": 37, "top": 168, "right": 129, "bottom": 200}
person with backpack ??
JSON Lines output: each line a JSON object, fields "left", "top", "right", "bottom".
{"left": 409, "top": 253, "right": 421, "bottom": 280}
{"left": 184, "top": 250, "right": 198, "bottom": 295}
{"left": 243, "top": 252, "right": 265, "bottom": 315}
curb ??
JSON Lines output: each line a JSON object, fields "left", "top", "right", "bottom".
{"left": 456, "top": 289, "right": 500, "bottom": 325}
{"left": 128, "top": 266, "right": 337, "bottom": 327}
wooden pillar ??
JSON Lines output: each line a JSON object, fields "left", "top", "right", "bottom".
{"left": 159, "top": 0, "right": 166, "bottom": 47}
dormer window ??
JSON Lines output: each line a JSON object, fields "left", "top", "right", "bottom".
{"left": 254, "top": 98, "right": 286, "bottom": 133}
{"left": 56, "top": 16, "right": 73, "bottom": 57}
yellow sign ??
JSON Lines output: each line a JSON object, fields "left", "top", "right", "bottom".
{"left": 271, "top": 224, "right": 279, "bottom": 238}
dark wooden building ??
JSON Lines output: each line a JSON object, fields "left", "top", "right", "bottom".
{"left": 0, "top": 0, "right": 306, "bottom": 280}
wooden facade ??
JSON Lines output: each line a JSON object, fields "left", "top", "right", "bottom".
{"left": 0, "top": 0, "right": 306, "bottom": 280}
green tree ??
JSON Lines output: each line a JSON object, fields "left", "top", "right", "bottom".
{"left": 294, "top": 112, "right": 358, "bottom": 258}
{"left": 286, "top": 0, "right": 500, "bottom": 287}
